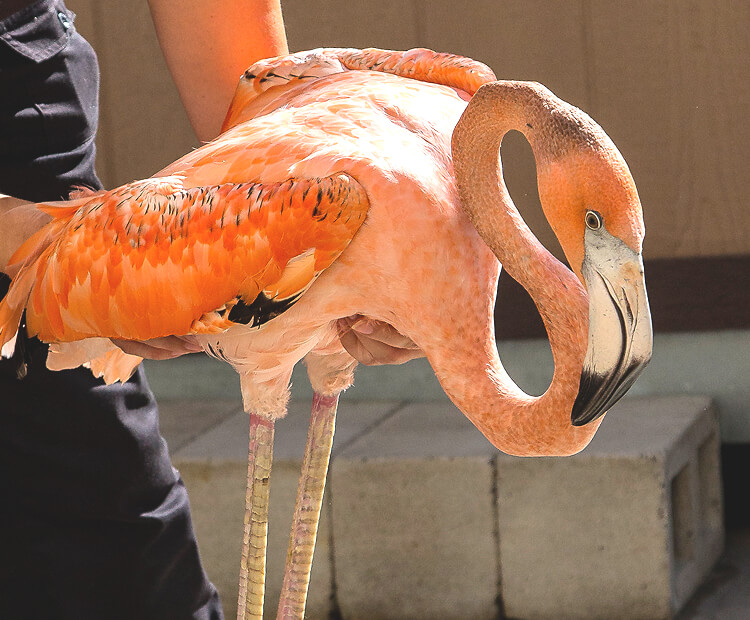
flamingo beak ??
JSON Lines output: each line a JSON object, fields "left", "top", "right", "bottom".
{"left": 570, "top": 228, "right": 653, "bottom": 426}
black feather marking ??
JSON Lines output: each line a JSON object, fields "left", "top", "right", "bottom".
{"left": 227, "top": 292, "right": 302, "bottom": 327}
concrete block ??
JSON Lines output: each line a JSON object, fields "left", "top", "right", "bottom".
{"left": 164, "top": 395, "right": 723, "bottom": 618}
{"left": 172, "top": 400, "right": 400, "bottom": 619}
{"left": 331, "top": 402, "right": 499, "bottom": 619}
{"left": 496, "top": 396, "right": 723, "bottom": 620}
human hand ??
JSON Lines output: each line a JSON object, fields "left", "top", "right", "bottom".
{"left": 112, "top": 336, "right": 203, "bottom": 360}
{"left": 337, "top": 314, "right": 424, "bottom": 366}
{"left": 0, "top": 194, "right": 52, "bottom": 274}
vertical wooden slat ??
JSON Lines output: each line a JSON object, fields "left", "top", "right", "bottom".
{"left": 67, "top": 0, "right": 197, "bottom": 188}
{"left": 420, "top": 0, "right": 590, "bottom": 104}
{"left": 586, "top": 0, "right": 750, "bottom": 258}
{"left": 285, "top": 0, "right": 421, "bottom": 51}
{"left": 65, "top": 0, "right": 112, "bottom": 187}
{"left": 421, "top": 0, "right": 592, "bottom": 260}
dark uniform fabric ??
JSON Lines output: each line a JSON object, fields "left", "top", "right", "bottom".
{"left": 0, "top": 1, "right": 223, "bottom": 617}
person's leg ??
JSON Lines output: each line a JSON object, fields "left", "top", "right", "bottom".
{"left": 0, "top": 2, "right": 222, "bottom": 617}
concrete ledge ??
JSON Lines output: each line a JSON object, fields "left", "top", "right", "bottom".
{"left": 495, "top": 396, "right": 723, "bottom": 620}
{"left": 162, "top": 395, "right": 723, "bottom": 619}
{"left": 332, "top": 402, "right": 500, "bottom": 619}
{"left": 169, "top": 400, "right": 402, "bottom": 619}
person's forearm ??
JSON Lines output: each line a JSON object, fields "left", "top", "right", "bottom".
{"left": 148, "top": 0, "right": 288, "bottom": 143}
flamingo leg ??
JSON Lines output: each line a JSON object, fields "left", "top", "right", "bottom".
{"left": 237, "top": 413, "right": 275, "bottom": 620}
{"left": 277, "top": 392, "right": 339, "bottom": 619}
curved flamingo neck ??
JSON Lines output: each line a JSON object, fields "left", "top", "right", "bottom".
{"left": 445, "top": 81, "right": 598, "bottom": 456}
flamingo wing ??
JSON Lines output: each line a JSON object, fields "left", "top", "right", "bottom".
{"left": 221, "top": 47, "right": 496, "bottom": 131}
{"left": 0, "top": 172, "right": 368, "bottom": 350}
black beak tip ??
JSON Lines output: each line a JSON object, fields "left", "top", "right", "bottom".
{"left": 571, "top": 411, "right": 605, "bottom": 426}
{"left": 570, "top": 402, "right": 607, "bottom": 427}
{"left": 570, "top": 357, "right": 649, "bottom": 427}
{"left": 570, "top": 369, "right": 607, "bottom": 426}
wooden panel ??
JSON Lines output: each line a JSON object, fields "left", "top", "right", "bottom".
{"left": 285, "top": 0, "right": 421, "bottom": 51}
{"left": 66, "top": 0, "right": 96, "bottom": 43}
{"left": 420, "top": 0, "right": 590, "bottom": 106}
{"left": 420, "top": 0, "right": 593, "bottom": 261}
{"left": 66, "top": 0, "right": 197, "bottom": 188}
{"left": 586, "top": 0, "right": 750, "bottom": 259}
{"left": 66, "top": 1, "right": 750, "bottom": 262}
{"left": 65, "top": 0, "right": 109, "bottom": 186}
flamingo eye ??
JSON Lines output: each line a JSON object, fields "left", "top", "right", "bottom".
{"left": 585, "top": 210, "right": 602, "bottom": 230}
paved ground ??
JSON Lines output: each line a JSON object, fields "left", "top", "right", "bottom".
{"left": 678, "top": 527, "right": 750, "bottom": 620}
{"left": 158, "top": 398, "right": 750, "bottom": 619}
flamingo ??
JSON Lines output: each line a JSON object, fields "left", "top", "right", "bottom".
{"left": 0, "top": 47, "right": 652, "bottom": 619}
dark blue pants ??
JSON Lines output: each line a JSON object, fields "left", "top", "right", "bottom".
{"left": 0, "top": 2, "right": 223, "bottom": 618}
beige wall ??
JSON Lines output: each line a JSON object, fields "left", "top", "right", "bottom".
{"left": 67, "top": 0, "right": 750, "bottom": 260}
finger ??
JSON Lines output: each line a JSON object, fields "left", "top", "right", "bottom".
{"left": 112, "top": 339, "right": 181, "bottom": 360}
{"left": 338, "top": 329, "right": 423, "bottom": 366}
{"left": 112, "top": 336, "right": 200, "bottom": 360}
{"left": 338, "top": 316, "right": 421, "bottom": 350}
{"left": 112, "top": 340, "right": 176, "bottom": 360}
{"left": 338, "top": 328, "right": 375, "bottom": 365}
{"left": 146, "top": 336, "right": 204, "bottom": 354}
{"left": 356, "top": 322, "right": 421, "bottom": 349}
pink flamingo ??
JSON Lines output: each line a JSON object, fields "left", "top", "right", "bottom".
{"left": 0, "top": 48, "right": 651, "bottom": 618}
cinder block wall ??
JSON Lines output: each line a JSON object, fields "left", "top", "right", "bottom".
{"left": 67, "top": 0, "right": 750, "bottom": 261}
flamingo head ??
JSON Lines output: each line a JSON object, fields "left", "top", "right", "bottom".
{"left": 533, "top": 107, "right": 653, "bottom": 426}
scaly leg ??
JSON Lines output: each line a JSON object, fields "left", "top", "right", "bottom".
{"left": 237, "top": 413, "right": 275, "bottom": 620}
{"left": 276, "top": 392, "right": 339, "bottom": 619}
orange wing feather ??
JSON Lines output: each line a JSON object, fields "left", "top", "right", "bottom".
{"left": 0, "top": 173, "right": 367, "bottom": 349}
